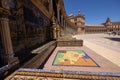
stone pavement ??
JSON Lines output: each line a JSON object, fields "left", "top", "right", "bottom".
{"left": 44, "top": 46, "right": 120, "bottom": 73}
{"left": 74, "top": 33, "right": 120, "bottom": 67}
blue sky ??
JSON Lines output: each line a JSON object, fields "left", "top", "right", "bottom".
{"left": 64, "top": 0, "right": 120, "bottom": 24}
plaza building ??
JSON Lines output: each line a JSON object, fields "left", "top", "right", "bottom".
{"left": 68, "top": 11, "right": 120, "bottom": 34}
{"left": 0, "top": 0, "right": 120, "bottom": 80}
{"left": 68, "top": 11, "right": 85, "bottom": 34}
{"left": 0, "top": 0, "right": 76, "bottom": 78}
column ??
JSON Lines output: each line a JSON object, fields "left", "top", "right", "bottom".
{"left": 65, "top": 23, "right": 69, "bottom": 29}
{"left": 0, "top": 18, "right": 19, "bottom": 64}
{"left": 57, "top": 4, "right": 60, "bottom": 22}
{"left": 53, "top": 27, "right": 57, "bottom": 39}
{"left": 0, "top": 8, "right": 20, "bottom": 79}
{"left": 52, "top": 18, "right": 57, "bottom": 39}
{"left": 64, "top": 20, "right": 65, "bottom": 28}
{"left": 61, "top": 15, "right": 63, "bottom": 26}
{"left": 56, "top": 26, "right": 60, "bottom": 38}
{"left": 118, "top": 25, "right": 120, "bottom": 30}
{"left": 51, "top": 0, "right": 54, "bottom": 13}
{"left": 61, "top": 20, "right": 64, "bottom": 35}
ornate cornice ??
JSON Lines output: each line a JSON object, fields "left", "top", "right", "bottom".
{"left": 31, "top": 0, "right": 52, "bottom": 19}
{"left": 0, "top": 7, "right": 10, "bottom": 18}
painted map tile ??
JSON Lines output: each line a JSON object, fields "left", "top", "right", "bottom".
{"left": 53, "top": 50, "right": 98, "bottom": 67}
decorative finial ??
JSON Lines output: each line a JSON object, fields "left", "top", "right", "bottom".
{"left": 106, "top": 17, "right": 111, "bottom": 22}
{"left": 78, "top": 10, "right": 80, "bottom": 14}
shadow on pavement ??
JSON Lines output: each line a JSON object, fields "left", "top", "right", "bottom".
{"left": 104, "top": 37, "right": 120, "bottom": 42}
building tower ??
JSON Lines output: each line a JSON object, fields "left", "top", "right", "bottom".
{"left": 76, "top": 10, "right": 85, "bottom": 34}
{"left": 105, "top": 17, "right": 112, "bottom": 32}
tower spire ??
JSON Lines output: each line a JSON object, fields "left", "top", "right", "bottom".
{"left": 78, "top": 10, "right": 80, "bottom": 15}
{"left": 106, "top": 17, "right": 111, "bottom": 23}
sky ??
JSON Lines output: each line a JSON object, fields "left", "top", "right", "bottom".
{"left": 63, "top": 0, "right": 120, "bottom": 24}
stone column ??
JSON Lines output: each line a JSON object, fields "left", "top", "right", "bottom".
{"left": 53, "top": 27, "right": 57, "bottom": 39}
{"left": 64, "top": 20, "right": 65, "bottom": 28}
{"left": 56, "top": 26, "right": 61, "bottom": 38}
{"left": 51, "top": 18, "right": 57, "bottom": 39}
{"left": 57, "top": 4, "right": 60, "bottom": 22}
{"left": 0, "top": 18, "right": 17, "bottom": 64}
{"left": 65, "top": 23, "right": 68, "bottom": 29}
{"left": 0, "top": 18, "right": 18, "bottom": 64}
{"left": 61, "top": 15, "right": 63, "bottom": 26}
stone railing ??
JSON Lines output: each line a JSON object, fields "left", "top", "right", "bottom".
{"left": 22, "top": 41, "right": 56, "bottom": 68}
{"left": 57, "top": 40, "right": 83, "bottom": 47}
{"left": 31, "top": 41, "right": 56, "bottom": 54}
{"left": 0, "top": 61, "right": 19, "bottom": 79}
{"left": 57, "top": 36, "right": 83, "bottom": 47}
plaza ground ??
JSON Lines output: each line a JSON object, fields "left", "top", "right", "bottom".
{"left": 44, "top": 33, "right": 120, "bottom": 73}
{"left": 74, "top": 33, "right": 120, "bottom": 67}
